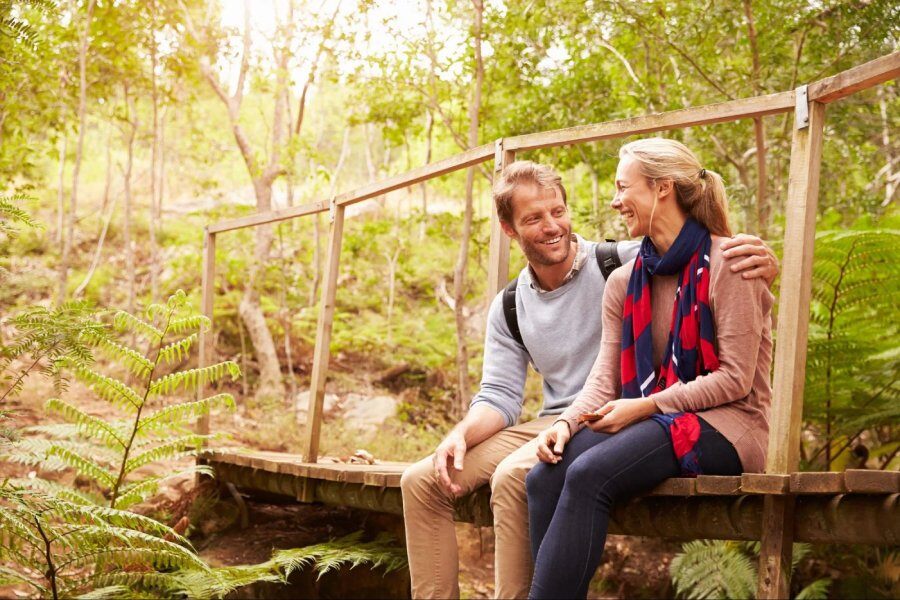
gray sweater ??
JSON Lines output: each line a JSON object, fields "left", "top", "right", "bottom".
{"left": 470, "top": 236, "right": 641, "bottom": 426}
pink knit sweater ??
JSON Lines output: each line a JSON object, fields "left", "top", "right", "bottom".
{"left": 558, "top": 236, "right": 775, "bottom": 473}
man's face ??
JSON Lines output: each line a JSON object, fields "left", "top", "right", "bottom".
{"left": 501, "top": 183, "right": 572, "bottom": 266}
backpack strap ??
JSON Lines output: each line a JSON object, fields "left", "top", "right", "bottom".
{"left": 502, "top": 277, "right": 525, "bottom": 349}
{"left": 595, "top": 239, "right": 621, "bottom": 280}
{"left": 503, "top": 239, "right": 619, "bottom": 351}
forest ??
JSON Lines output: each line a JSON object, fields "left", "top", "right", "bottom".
{"left": 1, "top": 0, "right": 898, "bottom": 598}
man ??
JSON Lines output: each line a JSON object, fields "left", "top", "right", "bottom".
{"left": 400, "top": 161, "right": 777, "bottom": 599}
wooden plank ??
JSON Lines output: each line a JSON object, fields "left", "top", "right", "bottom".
{"left": 648, "top": 478, "right": 696, "bottom": 496}
{"left": 844, "top": 470, "right": 900, "bottom": 493}
{"left": 742, "top": 473, "right": 791, "bottom": 495}
{"left": 207, "top": 200, "right": 328, "bottom": 234}
{"left": 302, "top": 204, "right": 346, "bottom": 463}
{"left": 757, "top": 100, "right": 826, "bottom": 600}
{"left": 335, "top": 143, "right": 495, "bottom": 207}
{"left": 196, "top": 229, "right": 215, "bottom": 437}
{"left": 766, "top": 101, "right": 827, "bottom": 475}
{"left": 486, "top": 142, "right": 516, "bottom": 302}
{"left": 757, "top": 495, "right": 795, "bottom": 599}
{"left": 505, "top": 91, "right": 794, "bottom": 152}
{"left": 809, "top": 51, "right": 900, "bottom": 105}
{"left": 696, "top": 475, "right": 743, "bottom": 495}
{"left": 790, "top": 472, "right": 846, "bottom": 494}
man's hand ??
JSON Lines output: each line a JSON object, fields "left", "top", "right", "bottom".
{"left": 721, "top": 234, "right": 779, "bottom": 287}
{"left": 587, "top": 397, "right": 657, "bottom": 433}
{"left": 535, "top": 421, "right": 572, "bottom": 464}
{"left": 433, "top": 429, "right": 467, "bottom": 497}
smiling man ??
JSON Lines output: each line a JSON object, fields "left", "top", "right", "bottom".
{"left": 399, "top": 160, "right": 777, "bottom": 599}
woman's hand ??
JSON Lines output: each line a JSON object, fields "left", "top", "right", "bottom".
{"left": 535, "top": 421, "right": 572, "bottom": 464}
{"left": 586, "top": 398, "right": 658, "bottom": 433}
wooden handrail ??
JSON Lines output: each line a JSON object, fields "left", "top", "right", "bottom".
{"left": 202, "top": 52, "right": 898, "bottom": 234}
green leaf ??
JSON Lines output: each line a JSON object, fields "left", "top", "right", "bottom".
{"left": 139, "top": 394, "right": 235, "bottom": 433}
{"left": 148, "top": 361, "right": 240, "bottom": 396}
{"left": 45, "top": 398, "right": 126, "bottom": 448}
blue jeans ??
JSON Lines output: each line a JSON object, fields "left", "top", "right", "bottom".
{"left": 526, "top": 417, "right": 742, "bottom": 599}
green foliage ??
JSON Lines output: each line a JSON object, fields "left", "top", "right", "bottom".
{"left": 803, "top": 228, "right": 900, "bottom": 469}
{"left": 0, "top": 300, "right": 105, "bottom": 401}
{"left": 0, "top": 484, "right": 205, "bottom": 598}
{"left": 671, "top": 541, "right": 830, "bottom": 600}
{"left": 8, "top": 290, "right": 239, "bottom": 509}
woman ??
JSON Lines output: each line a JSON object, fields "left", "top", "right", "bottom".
{"left": 525, "top": 138, "right": 774, "bottom": 599}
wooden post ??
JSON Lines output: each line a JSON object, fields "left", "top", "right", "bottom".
{"left": 197, "top": 227, "right": 216, "bottom": 436}
{"left": 486, "top": 139, "right": 516, "bottom": 301}
{"left": 757, "top": 91, "right": 826, "bottom": 600}
{"left": 302, "top": 200, "right": 346, "bottom": 463}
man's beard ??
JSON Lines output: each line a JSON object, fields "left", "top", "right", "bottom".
{"left": 519, "top": 230, "right": 571, "bottom": 266}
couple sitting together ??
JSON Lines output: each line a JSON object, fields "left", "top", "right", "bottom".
{"left": 400, "top": 138, "right": 777, "bottom": 599}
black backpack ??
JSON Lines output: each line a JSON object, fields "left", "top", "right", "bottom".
{"left": 502, "top": 240, "right": 620, "bottom": 350}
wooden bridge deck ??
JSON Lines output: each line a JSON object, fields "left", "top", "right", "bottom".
{"left": 199, "top": 449, "right": 899, "bottom": 546}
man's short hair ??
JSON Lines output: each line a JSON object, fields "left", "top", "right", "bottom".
{"left": 492, "top": 160, "right": 567, "bottom": 225}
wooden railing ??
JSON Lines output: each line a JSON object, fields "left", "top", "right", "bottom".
{"left": 198, "top": 51, "right": 900, "bottom": 598}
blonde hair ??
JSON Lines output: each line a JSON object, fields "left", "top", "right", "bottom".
{"left": 493, "top": 160, "right": 567, "bottom": 225}
{"left": 619, "top": 138, "right": 733, "bottom": 237}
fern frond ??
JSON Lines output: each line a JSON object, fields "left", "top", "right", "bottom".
{"left": 113, "top": 465, "right": 214, "bottom": 510}
{"left": 50, "top": 500, "right": 190, "bottom": 545}
{"left": 6, "top": 477, "right": 105, "bottom": 506}
{"left": 74, "top": 366, "right": 143, "bottom": 410}
{"left": 149, "top": 361, "right": 240, "bottom": 395}
{"left": 47, "top": 446, "right": 117, "bottom": 488}
{"left": 671, "top": 540, "right": 756, "bottom": 600}
{"left": 167, "top": 315, "right": 210, "bottom": 335}
{"left": 113, "top": 311, "right": 163, "bottom": 342}
{"left": 156, "top": 333, "right": 198, "bottom": 365}
{"left": 0, "top": 566, "right": 45, "bottom": 593}
{"left": 45, "top": 398, "right": 126, "bottom": 448}
{"left": 124, "top": 435, "right": 207, "bottom": 474}
{"left": 83, "top": 334, "right": 153, "bottom": 379}
{"left": 796, "top": 578, "right": 831, "bottom": 600}
{"left": 139, "top": 394, "right": 236, "bottom": 433}
{"left": 74, "top": 585, "right": 132, "bottom": 600}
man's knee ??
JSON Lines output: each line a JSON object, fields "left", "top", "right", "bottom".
{"left": 400, "top": 457, "right": 438, "bottom": 504}
{"left": 489, "top": 460, "right": 529, "bottom": 510}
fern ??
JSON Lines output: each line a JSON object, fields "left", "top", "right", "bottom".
{"left": 149, "top": 361, "right": 240, "bottom": 395}
{"left": 671, "top": 540, "right": 831, "bottom": 599}
{"left": 138, "top": 394, "right": 235, "bottom": 433}
{"left": 804, "top": 229, "right": 900, "bottom": 469}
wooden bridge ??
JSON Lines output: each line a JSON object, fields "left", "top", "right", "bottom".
{"left": 196, "top": 51, "right": 900, "bottom": 598}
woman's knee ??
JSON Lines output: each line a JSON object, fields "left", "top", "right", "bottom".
{"left": 525, "top": 461, "right": 562, "bottom": 503}
{"left": 560, "top": 452, "right": 616, "bottom": 500}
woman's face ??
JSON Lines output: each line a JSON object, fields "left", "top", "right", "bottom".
{"left": 611, "top": 156, "right": 656, "bottom": 238}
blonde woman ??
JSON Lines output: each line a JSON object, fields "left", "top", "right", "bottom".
{"left": 526, "top": 138, "right": 774, "bottom": 599}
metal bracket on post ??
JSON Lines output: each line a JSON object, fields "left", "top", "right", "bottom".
{"left": 795, "top": 85, "right": 809, "bottom": 130}
{"left": 494, "top": 138, "right": 505, "bottom": 172}
{"left": 328, "top": 195, "right": 336, "bottom": 223}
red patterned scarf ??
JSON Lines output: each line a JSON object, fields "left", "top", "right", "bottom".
{"left": 620, "top": 219, "right": 719, "bottom": 474}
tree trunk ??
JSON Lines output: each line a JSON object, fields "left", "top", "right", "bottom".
{"left": 419, "top": 109, "right": 433, "bottom": 239}
{"left": 743, "top": 0, "right": 768, "bottom": 236}
{"left": 453, "top": 0, "right": 484, "bottom": 415}
{"left": 123, "top": 85, "right": 138, "bottom": 316}
{"left": 149, "top": 0, "right": 160, "bottom": 303}
{"left": 55, "top": 134, "right": 67, "bottom": 247}
{"left": 74, "top": 120, "right": 115, "bottom": 297}
{"left": 878, "top": 91, "right": 896, "bottom": 206}
{"left": 57, "top": 0, "right": 96, "bottom": 305}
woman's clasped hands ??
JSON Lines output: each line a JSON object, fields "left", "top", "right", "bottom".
{"left": 535, "top": 397, "right": 659, "bottom": 464}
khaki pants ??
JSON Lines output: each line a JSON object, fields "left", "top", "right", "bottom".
{"left": 400, "top": 415, "right": 555, "bottom": 599}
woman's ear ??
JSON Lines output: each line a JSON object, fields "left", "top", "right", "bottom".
{"left": 656, "top": 178, "right": 675, "bottom": 201}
